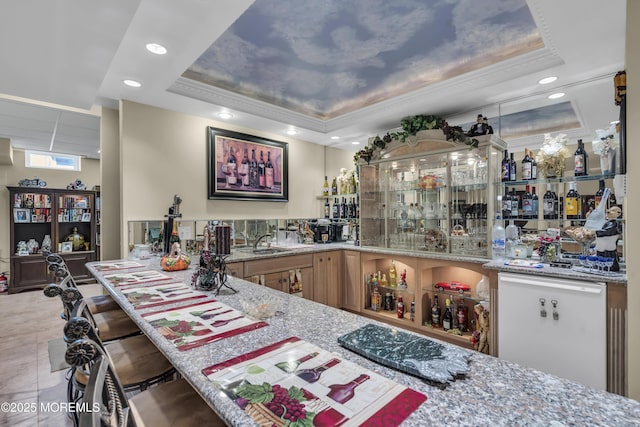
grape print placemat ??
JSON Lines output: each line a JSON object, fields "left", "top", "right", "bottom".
{"left": 338, "top": 323, "right": 470, "bottom": 387}
{"left": 203, "top": 337, "right": 426, "bottom": 426}
{"left": 120, "top": 282, "right": 209, "bottom": 309}
{"left": 142, "top": 300, "right": 268, "bottom": 351}
{"left": 102, "top": 270, "right": 172, "bottom": 286}
{"left": 91, "top": 261, "right": 145, "bottom": 271}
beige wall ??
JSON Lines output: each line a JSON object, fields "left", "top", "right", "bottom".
{"left": 0, "top": 150, "right": 100, "bottom": 271}
{"left": 99, "top": 107, "right": 121, "bottom": 260}
{"left": 118, "top": 100, "right": 354, "bottom": 256}
{"left": 625, "top": 0, "right": 639, "bottom": 400}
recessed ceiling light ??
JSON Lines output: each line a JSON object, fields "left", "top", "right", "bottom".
{"left": 548, "top": 92, "right": 565, "bottom": 99}
{"left": 538, "top": 76, "right": 557, "bottom": 85}
{"left": 610, "top": 120, "right": 620, "bottom": 125}
{"left": 287, "top": 129, "right": 297, "bottom": 135}
{"left": 351, "top": 141, "right": 360, "bottom": 145}
{"left": 123, "top": 79, "right": 142, "bottom": 88}
{"left": 217, "top": 112, "right": 233, "bottom": 120}
{"left": 145, "top": 43, "right": 167, "bottom": 55}
{"left": 330, "top": 136, "right": 340, "bottom": 140}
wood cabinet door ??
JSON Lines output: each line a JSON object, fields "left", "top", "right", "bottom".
{"left": 325, "top": 251, "right": 341, "bottom": 308}
{"left": 313, "top": 253, "right": 328, "bottom": 305}
{"left": 226, "top": 262, "right": 243, "bottom": 279}
{"left": 263, "top": 272, "right": 287, "bottom": 292}
{"left": 342, "top": 250, "right": 361, "bottom": 311}
{"left": 10, "top": 257, "right": 48, "bottom": 292}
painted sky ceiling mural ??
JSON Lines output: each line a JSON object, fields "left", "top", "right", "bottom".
{"left": 183, "top": 0, "right": 544, "bottom": 120}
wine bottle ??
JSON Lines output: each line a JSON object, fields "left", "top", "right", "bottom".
{"left": 347, "top": 198, "right": 355, "bottom": 218}
{"left": 322, "top": 176, "right": 329, "bottom": 197}
{"left": 501, "top": 150, "right": 510, "bottom": 182}
{"left": 543, "top": 184, "right": 558, "bottom": 219}
{"left": 324, "top": 199, "right": 330, "bottom": 219}
{"left": 355, "top": 195, "right": 360, "bottom": 219}
{"left": 275, "top": 352, "right": 320, "bottom": 373}
{"left": 531, "top": 186, "right": 539, "bottom": 218}
{"left": 227, "top": 146, "right": 238, "bottom": 186}
{"left": 521, "top": 148, "right": 532, "bottom": 180}
{"left": 240, "top": 148, "right": 250, "bottom": 187}
{"left": 502, "top": 190, "right": 511, "bottom": 219}
{"left": 388, "top": 260, "right": 397, "bottom": 287}
{"left": 457, "top": 304, "right": 468, "bottom": 332}
{"left": 331, "top": 198, "right": 339, "bottom": 219}
{"left": 443, "top": 298, "right": 453, "bottom": 331}
{"left": 265, "top": 151, "right": 274, "bottom": 189}
{"left": 397, "top": 296, "right": 405, "bottom": 319}
{"left": 249, "top": 149, "right": 259, "bottom": 188}
{"left": 521, "top": 184, "right": 533, "bottom": 219}
{"left": 531, "top": 150, "right": 538, "bottom": 179}
{"left": 340, "top": 197, "right": 347, "bottom": 219}
{"left": 331, "top": 177, "right": 338, "bottom": 195}
{"left": 595, "top": 180, "right": 605, "bottom": 208}
{"left": 509, "top": 153, "right": 517, "bottom": 181}
{"left": 431, "top": 295, "right": 441, "bottom": 326}
{"left": 370, "top": 287, "right": 381, "bottom": 311}
{"left": 296, "top": 358, "right": 341, "bottom": 383}
{"left": 410, "top": 300, "right": 415, "bottom": 322}
{"left": 565, "top": 182, "right": 582, "bottom": 220}
{"left": 258, "top": 150, "right": 266, "bottom": 189}
{"left": 510, "top": 187, "right": 519, "bottom": 219}
{"left": 574, "top": 139, "right": 589, "bottom": 176}
{"left": 327, "top": 374, "right": 370, "bottom": 404}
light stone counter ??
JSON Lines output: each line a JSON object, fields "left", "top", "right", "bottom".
{"left": 88, "top": 259, "right": 638, "bottom": 426}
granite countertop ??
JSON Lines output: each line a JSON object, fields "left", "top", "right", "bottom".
{"left": 88, "top": 259, "right": 639, "bottom": 426}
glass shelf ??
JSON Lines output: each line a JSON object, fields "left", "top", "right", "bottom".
{"left": 499, "top": 173, "right": 616, "bottom": 187}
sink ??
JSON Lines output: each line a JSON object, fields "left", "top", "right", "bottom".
{"left": 235, "top": 247, "right": 289, "bottom": 255}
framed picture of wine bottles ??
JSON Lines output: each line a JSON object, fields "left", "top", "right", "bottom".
{"left": 207, "top": 127, "right": 289, "bottom": 201}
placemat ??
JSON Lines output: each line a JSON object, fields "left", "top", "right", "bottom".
{"left": 142, "top": 300, "right": 268, "bottom": 351}
{"left": 120, "top": 282, "right": 209, "bottom": 309}
{"left": 102, "top": 270, "right": 172, "bottom": 286}
{"left": 338, "top": 323, "right": 470, "bottom": 386}
{"left": 91, "top": 261, "right": 145, "bottom": 271}
{"left": 203, "top": 337, "right": 426, "bottom": 427}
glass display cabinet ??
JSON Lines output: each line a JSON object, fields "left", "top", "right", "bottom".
{"left": 359, "top": 134, "right": 507, "bottom": 258}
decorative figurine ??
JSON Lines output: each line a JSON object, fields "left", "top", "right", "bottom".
{"left": 467, "top": 114, "right": 494, "bottom": 137}
{"left": 160, "top": 242, "right": 191, "bottom": 271}
{"left": 66, "top": 179, "right": 87, "bottom": 190}
{"left": 397, "top": 269, "right": 408, "bottom": 290}
{"left": 471, "top": 303, "right": 490, "bottom": 355}
{"left": 191, "top": 224, "right": 237, "bottom": 295}
{"left": 595, "top": 206, "right": 622, "bottom": 271}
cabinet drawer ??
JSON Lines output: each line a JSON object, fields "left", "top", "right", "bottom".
{"left": 244, "top": 254, "right": 313, "bottom": 276}
{"left": 226, "top": 262, "right": 244, "bottom": 278}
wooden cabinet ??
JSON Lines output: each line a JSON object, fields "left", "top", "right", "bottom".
{"left": 7, "top": 187, "right": 97, "bottom": 293}
{"left": 342, "top": 250, "right": 361, "bottom": 312}
{"left": 312, "top": 251, "right": 341, "bottom": 307}
{"left": 244, "top": 254, "right": 313, "bottom": 297}
{"left": 226, "top": 262, "right": 244, "bottom": 278}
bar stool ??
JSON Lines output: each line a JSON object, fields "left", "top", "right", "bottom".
{"left": 65, "top": 338, "right": 225, "bottom": 427}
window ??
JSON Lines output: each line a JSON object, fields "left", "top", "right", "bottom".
{"left": 25, "top": 150, "right": 81, "bottom": 171}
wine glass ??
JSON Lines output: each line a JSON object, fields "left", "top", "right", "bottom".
{"left": 220, "top": 164, "right": 231, "bottom": 188}
{"left": 237, "top": 167, "right": 247, "bottom": 188}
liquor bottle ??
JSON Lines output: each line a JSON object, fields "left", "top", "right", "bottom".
{"left": 502, "top": 190, "right": 511, "bottom": 219}
{"left": 491, "top": 210, "right": 506, "bottom": 260}
{"left": 379, "top": 273, "right": 388, "bottom": 287}
{"left": 170, "top": 221, "right": 180, "bottom": 245}
{"left": 397, "top": 296, "right": 405, "bottom": 319}
{"left": 457, "top": 305, "right": 468, "bottom": 332}
{"left": 574, "top": 139, "right": 589, "bottom": 176}
{"left": 595, "top": 180, "right": 605, "bottom": 208}
{"left": 332, "top": 198, "right": 339, "bottom": 219}
{"left": 521, "top": 148, "right": 533, "bottom": 180}
{"left": 331, "top": 177, "right": 338, "bottom": 195}
{"left": 258, "top": 150, "right": 266, "bottom": 189}
{"left": 384, "top": 291, "right": 393, "bottom": 311}
{"left": 265, "top": 151, "right": 274, "bottom": 189}
{"left": 327, "top": 374, "right": 370, "bottom": 404}
{"left": 505, "top": 220, "right": 519, "bottom": 258}
{"left": 543, "top": 184, "right": 558, "bottom": 219}
{"left": 240, "top": 148, "right": 250, "bottom": 187}
{"left": 324, "top": 199, "right": 330, "bottom": 219}
{"left": 521, "top": 184, "right": 533, "bottom": 219}
{"left": 370, "top": 287, "right": 381, "bottom": 311}
{"left": 340, "top": 197, "right": 347, "bottom": 219}
{"left": 296, "top": 358, "right": 341, "bottom": 383}
{"left": 322, "top": 176, "right": 329, "bottom": 197}
{"left": 443, "top": 298, "right": 453, "bottom": 331}
{"left": 501, "top": 150, "right": 510, "bottom": 182}
{"left": 347, "top": 198, "right": 355, "bottom": 218}
{"left": 249, "top": 149, "right": 259, "bottom": 188}
{"left": 510, "top": 187, "right": 519, "bottom": 219}
{"left": 531, "top": 151, "right": 538, "bottom": 179}
{"left": 388, "top": 260, "right": 397, "bottom": 287}
{"left": 531, "top": 186, "right": 539, "bottom": 218}
{"left": 275, "top": 352, "right": 320, "bottom": 373}
{"left": 431, "top": 295, "right": 441, "bottom": 327}
{"left": 509, "top": 153, "right": 517, "bottom": 181}
{"left": 565, "top": 182, "right": 582, "bottom": 220}
{"left": 226, "top": 146, "right": 237, "bottom": 186}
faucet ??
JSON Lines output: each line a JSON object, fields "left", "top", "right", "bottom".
{"left": 253, "top": 233, "right": 272, "bottom": 251}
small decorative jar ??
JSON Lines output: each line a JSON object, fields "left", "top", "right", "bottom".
{"left": 41, "top": 234, "right": 52, "bottom": 252}
{"left": 27, "top": 238, "right": 39, "bottom": 254}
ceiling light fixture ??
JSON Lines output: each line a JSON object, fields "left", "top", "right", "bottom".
{"left": 145, "top": 43, "right": 167, "bottom": 55}
{"left": 330, "top": 136, "right": 340, "bottom": 140}
{"left": 287, "top": 129, "right": 297, "bottom": 135}
{"left": 123, "top": 79, "right": 142, "bottom": 88}
{"left": 217, "top": 112, "right": 233, "bottom": 120}
{"left": 538, "top": 76, "right": 557, "bottom": 85}
{"left": 351, "top": 141, "right": 360, "bottom": 145}
{"left": 610, "top": 120, "right": 620, "bottom": 125}
{"left": 547, "top": 92, "right": 565, "bottom": 99}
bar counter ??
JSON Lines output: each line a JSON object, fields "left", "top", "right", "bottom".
{"left": 87, "top": 258, "right": 639, "bottom": 426}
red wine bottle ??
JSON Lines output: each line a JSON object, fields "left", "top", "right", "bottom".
{"left": 326, "top": 374, "right": 370, "bottom": 404}
{"left": 443, "top": 298, "right": 453, "bottom": 331}
{"left": 509, "top": 153, "right": 517, "bottom": 181}
{"left": 574, "top": 139, "right": 588, "bottom": 176}
{"left": 249, "top": 149, "right": 258, "bottom": 188}
{"left": 521, "top": 148, "right": 533, "bottom": 180}
{"left": 501, "top": 150, "right": 510, "bottom": 182}
{"left": 275, "top": 352, "right": 319, "bottom": 373}
{"left": 521, "top": 184, "right": 533, "bottom": 219}
{"left": 296, "top": 358, "right": 340, "bottom": 383}
{"left": 265, "top": 151, "right": 274, "bottom": 189}
{"left": 258, "top": 150, "right": 266, "bottom": 189}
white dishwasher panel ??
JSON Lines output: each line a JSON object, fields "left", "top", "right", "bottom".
{"left": 498, "top": 272, "right": 606, "bottom": 390}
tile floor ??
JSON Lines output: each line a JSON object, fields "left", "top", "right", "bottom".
{"left": 0, "top": 284, "right": 103, "bottom": 427}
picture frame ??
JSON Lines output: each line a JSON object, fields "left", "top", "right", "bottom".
{"left": 81, "top": 212, "right": 91, "bottom": 222}
{"left": 60, "top": 241, "right": 73, "bottom": 253}
{"left": 207, "top": 127, "right": 288, "bottom": 201}
{"left": 13, "top": 208, "right": 31, "bottom": 223}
